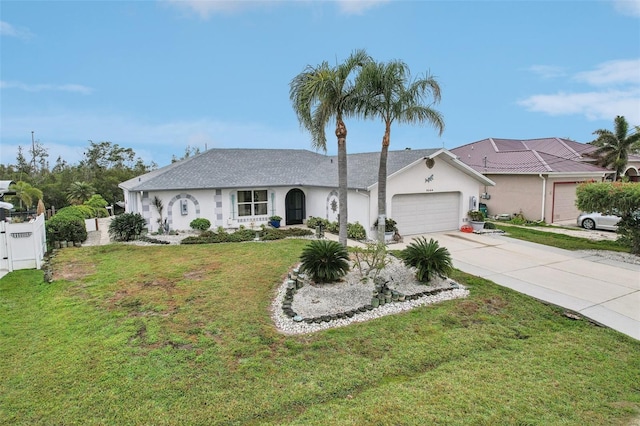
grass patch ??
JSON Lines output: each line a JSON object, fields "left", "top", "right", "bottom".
{"left": 493, "top": 223, "right": 630, "bottom": 252}
{"left": 1, "top": 241, "right": 639, "bottom": 425}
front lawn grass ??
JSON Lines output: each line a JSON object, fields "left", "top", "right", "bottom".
{"left": 493, "top": 222, "right": 630, "bottom": 252}
{"left": 1, "top": 241, "right": 639, "bottom": 425}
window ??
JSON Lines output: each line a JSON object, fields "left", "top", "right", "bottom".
{"left": 180, "top": 199, "right": 188, "bottom": 215}
{"left": 237, "top": 190, "right": 268, "bottom": 217}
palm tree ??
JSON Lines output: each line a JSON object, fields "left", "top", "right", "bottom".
{"left": 290, "top": 49, "right": 372, "bottom": 246}
{"left": 67, "top": 181, "right": 96, "bottom": 205}
{"left": 591, "top": 115, "right": 640, "bottom": 179}
{"left": 8, "top": 181, "right": 43, "bottom": 210}
{"left": 356, "top": 60, "right": 444, "bottom": 241}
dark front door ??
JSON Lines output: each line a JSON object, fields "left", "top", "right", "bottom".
{"left": 285, "top": 189, "right": 305, "bottom": 225}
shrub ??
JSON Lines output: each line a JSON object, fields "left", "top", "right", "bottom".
{"left": 306, "top": 216, "right": 330, "bottom": 230}
{"left": 180, "top": 227, "right": 313, "bottom": 245}
{"left": 347, "top": 221, "right": 367, "bottom": 240}
{"left": 300, "top": 240, "right": 350, "bottom": 283}
{"left": 282, "top": 228, "right": 313, "bottom": 237}
{"left": 400, "top": 237, "right": 453, "bottom": 283}
{"left": 467, "top": 210, "right": 485, "bottom": 222}
{"left": 109, "top": 213, "right": 147, "bottom": 242}
{"left": 46, "top": 214, "right": 87, "bottom": 243}
{"left": 351, "top": 242, "right": 389, "bottom": 281}
{"left": 190, "top": 218, "right": 211, "bottom": 232}
{"left": 56, "top": 205, "right": 94, "bottom": 220}
{"left": 508, "top": 211, "right": 527, "bottom": 225}
{"left": 231, "top": 228, "right": 258, "bottom": 241}
{"left": 84, "top": 195, "right": 109, "bottom": 217}
{"left": 261, "top": 229, "right": 285, "bottom": 241}
{"left": 373, "top": 217, "right": 398, "bottom": 232}
{"left": 46, "top": 205, "right": 93, "bottom": 243}
{"left": 326, "top": 221, "right": 339, "bottom": 234}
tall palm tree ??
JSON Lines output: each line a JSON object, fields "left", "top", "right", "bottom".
{"left": 290, "top": 49, "right": 372, "bottom": 246}
{"left": 357, "top": 60, "right": 444, "bottom": 241}
{"left": 67, "top": 181, "right": 96, "bottom": 205}
{"left": 591, "top": 115, "right": 640, "bottom": 179}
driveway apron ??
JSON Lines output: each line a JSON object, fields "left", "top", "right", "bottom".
{"left": 417, "top": 232, "right": 640, "bottom": 341}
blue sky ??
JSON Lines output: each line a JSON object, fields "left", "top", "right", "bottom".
{"left": 1, "top": 0, "right": 639, "bottom": 168}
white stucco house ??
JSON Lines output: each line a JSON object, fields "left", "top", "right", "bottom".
{"left": 119, "top": 148, "right": 494, "bottom": 239}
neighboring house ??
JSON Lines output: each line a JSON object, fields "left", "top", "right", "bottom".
{"left": 119, "top": 148, "right": 494, "bottom": 239}
{"left": 450, "top": 137, "right": 631, "bottom": 223}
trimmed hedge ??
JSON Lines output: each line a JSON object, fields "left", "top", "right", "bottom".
{"left": 181, "top": 227, "right": 313, "bottom": 245}
{"left": 46, "top": 205, "right": 90, "bottom": 243}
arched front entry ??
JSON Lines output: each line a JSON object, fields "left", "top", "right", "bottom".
{"left": 285, "top": 189, "right": 305, "bottom": 225}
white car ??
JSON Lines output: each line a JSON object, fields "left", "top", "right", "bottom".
{"left": 576, "top": 212, "right": 620, "bottom": 231}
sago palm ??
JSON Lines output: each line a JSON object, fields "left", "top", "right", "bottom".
{"left": 290, "top": 49, "right": 372, "bottom": 246}
{"left": 356, "top": 60, "right": 444, "bottom": 241}
{"left": 400, "top": 237, "right": 453, "bottom": 283}
{"left": 299, "top": 240, "right": 350, "bottom": 283}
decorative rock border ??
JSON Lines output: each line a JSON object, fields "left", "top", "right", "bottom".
{"left": 272, "top": 268, "right": 469, "bottom": 335}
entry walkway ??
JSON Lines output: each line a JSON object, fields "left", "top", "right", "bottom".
{"left": 331, "top": 231, "right": 640, "bottom": 341}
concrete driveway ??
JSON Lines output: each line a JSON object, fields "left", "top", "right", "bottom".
{"left": 399, "top": 231, "right": 640, "bottom": 341}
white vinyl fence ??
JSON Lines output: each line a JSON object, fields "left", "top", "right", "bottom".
{"left": 0, "top": 213, "right": 47, "bottom": 277}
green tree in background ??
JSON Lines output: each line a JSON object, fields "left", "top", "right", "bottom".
{"left": 590, "top": 115, "right": 640, "bottom": 179}
{"left": 7, "top": 181, "right": 43, "bottom": 210}
{"left": 67, "top": 181, "right": 96, "bottom": 205}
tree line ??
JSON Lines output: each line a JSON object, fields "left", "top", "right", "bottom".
{"left": 0, "top": 140, "right": 156, "bottom": 214}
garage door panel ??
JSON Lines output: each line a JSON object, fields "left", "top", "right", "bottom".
{"left": 553, "top": 183, "right": 580, "bottom": 222}
{"left": 392, "top": 192, "right": 460, "bottom": 235}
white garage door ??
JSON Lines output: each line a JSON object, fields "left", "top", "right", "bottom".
{"left": 392, "top": 192, "right": 460, "bottom": 235}
{"left": 552, "top": 183, "right": 580, "bottom": 222}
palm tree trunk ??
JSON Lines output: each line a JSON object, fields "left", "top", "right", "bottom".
{"left": 336, "top": 118, "right": 348, "bottom": 247}
{"left": 377, "top": 128, "right": 391, "bottom": 242}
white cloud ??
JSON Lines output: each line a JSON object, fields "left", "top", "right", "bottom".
{"left": 162, "top": 0, "right": 389, "bottom": 18}
{"left": 0, "top": 21, "right": 34, "bottom": 40}
{"left": 162, "top": 0, "right": 280, "bottom": 18}
{"left": 519, "top": 59, "right": 640, "bottom": 124}
{"left": 518, "top": 89, "right": 640, "bottom": 123}
{"left": 336, "top": 0, "right": 390, "bottom": 15}
{"left": 574, "top": 59, "right": 640, "bottom": 86}
{"left": 613, "top": 0, "right": 640, "bottom": 17}
{"left": 0, "top": 81, "right": 93, "bottom": 95}
{"left": 527, "top": 65, "right": 566, "bottom": 79}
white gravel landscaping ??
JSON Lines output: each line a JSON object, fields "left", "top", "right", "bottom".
{"left": 271, "top": 256, "right": 469, "bottom": 335}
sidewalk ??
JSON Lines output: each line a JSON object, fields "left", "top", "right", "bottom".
{"left": 83, "top": 217, "right": 113, "bottom": 246}
{"left": 330, "top": 231, "right": 640, "bottom": 341}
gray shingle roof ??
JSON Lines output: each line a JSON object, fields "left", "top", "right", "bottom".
{"left": 451, "top": 138, "right": 610, "bottom": 174}
{"left": 120, "top": 148, "right": 441, "bottom": 192}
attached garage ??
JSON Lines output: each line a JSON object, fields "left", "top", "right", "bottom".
{"left": 552, "top": 183, "right": 580, "bottom": 222}
{"left": 392, "top": 192, "right": 461, "bottom": 235}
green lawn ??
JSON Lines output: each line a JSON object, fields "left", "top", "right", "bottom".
{"left": 493, "top": 222, "right": 630, "bottom": 253}
{"left": 1, "top": 241, "right": 639, "bottom": 425}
